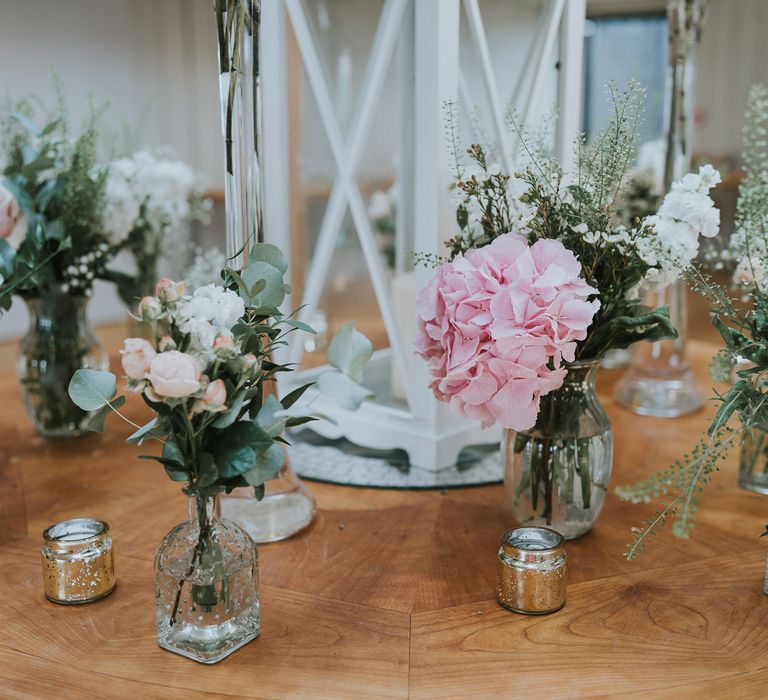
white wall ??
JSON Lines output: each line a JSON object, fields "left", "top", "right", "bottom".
{"left": 693, "top": 0, "right": 768, "bottom": 156}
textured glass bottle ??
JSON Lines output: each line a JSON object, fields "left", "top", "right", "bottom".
{"left": 503, "top": 359, "right": 613, "bottom": 540}
{"left": 155, "top": 495, "right": 260, "bottom": 664}
{"left": 18, "top": 295, "right": 108, "bottom": 438}
{"left": 739, "top": 428, "right": 768, "bottom": 495}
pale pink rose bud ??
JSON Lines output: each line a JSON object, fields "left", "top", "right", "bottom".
{"left": 212, "top": 332, "right": 235, "bottom": 353}
{"left": 146, "top": 350, "right": 202, "bottom": 398}
{"left": 138, "top": 296, "right": 163, "bottom": 321}
{"left": 158, "top": 335, "right": 177, "bottom": 352}
{"left": 120, "top": 338, "right": 157, "bottom": 380}
{"left": 155, "top": 278, "right": 186, "bottom": 303}
{"left": 242, "top": 353, "right": 261, "bottom": 378}
{"left": 0, "top": 182, "right": 27, "bottom": 249}
{"left": 194, "top": 378, "right": 227, "bottom": 413}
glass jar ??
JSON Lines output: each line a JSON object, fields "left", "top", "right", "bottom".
{"left": 739, "top": 427, "right": 768, "bottom": 495}
{"left": 155, "top": 494, "right": 260, "bottom": 664}
{"left": 41, "top": 518, "right": 116, "bottom": 604}
{"left": 502, "top": 359, "right": 612, "bottom": 540}
{"left": 17, "top": 295, "right": 109, "bottom": 438}
{"left": 496, "top": 527, "right": 567, "bottom": 615}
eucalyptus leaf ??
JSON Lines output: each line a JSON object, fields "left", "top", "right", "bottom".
{"left": 316, "top": 370, "right": 374, "bottom": 411}
{"left": 68, "top": 369, "right": 118, "bottom": 411}
{"left": 249, "top": 242, "right": 288, "bottom": 274}
{"left": 280, "top": 382, "right": 313, "bottom": 409}
{"left": 162, "top": 440, "right": 185, "bottom": 467}
{"left": 197, "top": 452, "right": 219, "bottom": 488}
{"left": 243, "top": 444, "right": 284, "bottom": 486}
{"left": 326, "top": 322, "right": 372, "bottom": 383}
{"left": 284, "top": 318, "right": 316, "bottom": 334}
{"left": 240, "top": 260, "right": 285, "bottom": 310}
{"left": 212, "top": 391, "right": 248, "bottom": 429}
{"left": 86, "top": 395, "right": 126, "bottom": 432}
{"left": 214, "top": 421, "right": 273, "bottom": 479}
{"left": 126, "top": 417, "right": 160, "bottom": 445}
{"left": 257, "top": 394, "right": 286, "bottom": 437}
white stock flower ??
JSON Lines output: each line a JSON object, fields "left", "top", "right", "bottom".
{"left": 636, "top": 165, "right": 722, "bottom": 288}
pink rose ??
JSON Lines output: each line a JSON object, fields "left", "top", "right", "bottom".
{"left": 212, "top": 332, "right": 234, "bottom": 351}
{"left": 193, "top": 378, "right": 227, "bottom": 414}
{"left": 414, "top": 233, "right": 599, "bottom": 431}
{"left": 120, "top": 337, "right": 157, "bottom": 380}
{"left": 158, "top": 335, "right": 177, "bottom": 352}
{"left": 0, "top": 182, "right": 27, "bottom": 249}
{"left": 138, "top": 296, "right": 163, "bottom": 321}
{"left": 146, "top": 350, "right": 202, "bottom": 398}
{"left": 155, "top": 278, "right": 186, "bottom": 303}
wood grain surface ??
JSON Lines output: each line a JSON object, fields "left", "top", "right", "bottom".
{"left": 0, "top": 326, "right": 767, "bottom": 699}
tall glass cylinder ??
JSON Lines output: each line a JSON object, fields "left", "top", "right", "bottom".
{"left": 615, "top": 280, "right": 702, "bottom": 416}
{"left": 215, "top": 0, "right": 262, "bottom": 265}
{"left": 213, "top": 0, "right": 315, "bottom": 540}
{"left": 615, "top": 0, "right": 707, "bottom": 417}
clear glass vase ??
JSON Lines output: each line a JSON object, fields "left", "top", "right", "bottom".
{"left": 220, "top": 452, "right": 316, "bottom": 543}
{"left": 739, "top": 428, "right": 768, "bottom": 495}
{"left": 614, "top": 280, "right": 703, "bottom": 417}
{"left": 17, "top": 295, "right": 109, "bottom": 439}
{"left": 502, "top": 359, "right": 613, "bottom": 540}
{"left": 155, "top": 494, "right": 260, "bottom": 664}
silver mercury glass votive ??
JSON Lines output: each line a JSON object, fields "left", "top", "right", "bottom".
{"left": 41, "top": 518, "right": 116, "bottom": 604}
{"left": 496, "top": 526, "right": 567, "bottom": 614}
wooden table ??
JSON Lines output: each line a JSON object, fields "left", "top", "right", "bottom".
{"left": 1, "top": 329, "right": 767, "bottom": 699}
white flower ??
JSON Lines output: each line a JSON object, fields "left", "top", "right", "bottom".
{"left": 583, "top": 231, "right": 602, "bottom": 244}
{"left": 102, "top": 150, "right": 207, "bottom": 247}
{"left": 637, "top": 165, "right": 721, "bottom": 288}
{"left": 734, "top": 255, "right": 766, "bottom": 287}
{"left": 0, "top": 181, "right": 27, "bottom": 249}
{"left": 573, "top": 223, "right": 589, "bottom": 234}
{"left": 176, "top": 284, "right": 244, "bottom": 329}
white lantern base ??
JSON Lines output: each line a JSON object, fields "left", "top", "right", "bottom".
{"left": 282, "top": 349, "right": 499, "bottom": 472}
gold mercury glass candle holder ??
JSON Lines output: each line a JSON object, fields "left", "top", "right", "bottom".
{"left": 41, "top": 518, "right": 116, "bottom": 604}
{"left": 496, "top": 526, "right": 567, "bottom": 614}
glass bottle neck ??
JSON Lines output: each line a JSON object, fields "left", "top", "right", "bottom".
{"left": 188, "top": 494, "right": 220, "bottom": 530}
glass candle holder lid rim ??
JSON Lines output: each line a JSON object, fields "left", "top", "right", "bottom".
{"left": 43, "top": 517, "right": 109, "bottom": 544}
{"left": 501, "top": 526, "right": 564, "bottom": 552}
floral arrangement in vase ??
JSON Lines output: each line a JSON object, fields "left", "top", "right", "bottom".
{"left": 102, "top": 150, "right": 212, "bottom": 308}
{"left": 0, "top": 100, "right": 119, "bottom": 437}
{"left": 618, "top": 84, "right": 768, "bottom": 558}
{"left": 68, "top": 241, "right": 373, "bottom": 663}
{"left": 415, "top": 83, "right": 720, "bottom": 538}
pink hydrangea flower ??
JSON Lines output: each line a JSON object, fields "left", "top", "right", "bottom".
{"left": 414, "top": 233, "right": 599, "bottom": 431}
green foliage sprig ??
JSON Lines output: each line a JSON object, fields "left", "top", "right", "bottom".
{"left": 0, "top": 99, "right": 114, "bottom": 307}
{"left": 443, "top": 81, "right": 677, "bottom": 360}
{"left": 69, "top": 243, "right": 374, "bottom": 498}
{"left": 618, "top": 85, "right": 768, "bottom": 556}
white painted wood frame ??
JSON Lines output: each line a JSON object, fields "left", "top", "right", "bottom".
{"left": 261, "top": 0, "right": 587, "bottom": 471}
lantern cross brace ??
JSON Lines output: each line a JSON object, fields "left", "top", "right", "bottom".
{"left": 284, "top": 0, "right": 416, "bottom": 411}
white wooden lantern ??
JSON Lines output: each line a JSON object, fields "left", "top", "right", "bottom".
{"left": 261, "top": 0, "right": 586, "bottom": 471}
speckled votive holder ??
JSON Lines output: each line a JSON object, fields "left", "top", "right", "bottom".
{"left": 496, "top": 526, "right": 567, "bottom": 615}
{"left": 41, "top": 518, "right": 116, "bottom": 604}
